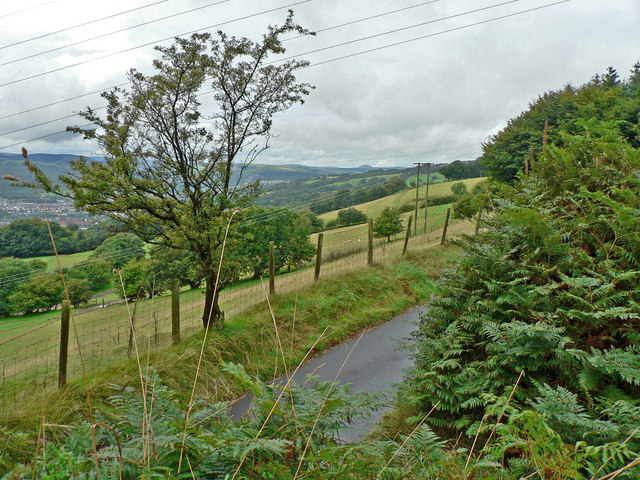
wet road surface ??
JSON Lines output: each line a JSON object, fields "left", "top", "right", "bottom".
{"left": 230, "top": 304, "right": 424, "bottom": 441}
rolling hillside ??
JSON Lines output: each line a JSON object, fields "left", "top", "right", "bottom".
{"left": 318, "top": 177, "right": 484, "bottom": 222}
{"left": 0, "top": 153, "right": 383, "bottom": 201}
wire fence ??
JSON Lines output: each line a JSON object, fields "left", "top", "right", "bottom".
{"left": 0, "top": 209, "right": 474, "bottom": 413}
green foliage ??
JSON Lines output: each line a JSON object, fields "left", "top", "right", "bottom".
{"left": 452, "top": 180, "right": 493, "bottom": 223}
{"left": 373, "top": 206, "right": 403, "bottom": 241}
{"left": 383, "top": 176, "right": 407, "bottom": 195}
{"left": 146, "top": 245, "right": 203, "bottom": 291}
{"left": 450, "top": 181, "right": 468, "bottom": 197}
{"left": 405, "top": 115, "right": 640, "bottom": 476}
{"left": 9, "top": 274, "right": 63, "bottom": 313}
{"left": 114, "top": 258, "right": 151, "bottom": 300}
{"left": 298, "top": 208, "right": 324, "bottom": 233}
{"left": 440, "top": 159, "right": 485, "bottom": 181}
{"left": 66, "top": 278, "right": 92, "bottom": 307}
{"left": 0, "top": 257, "right": 36, "bottom": 315}
{"left": 64, "top": 260, "right": 112, "bottom": 291}
{"left": 234, "top": 206, "right": 314, "bottom": 278}
{"left": 0, "top": 219, "right": 106, "bottom": 257}
{"left": 481, "top": 64, "right": 640, "bottom": 182}
{"left": 91, "top": 232, "right": 146, "bottom": 269}
{"left": 28, "top": 13, "right": 313, "bottom": 330}
{"left": 336, "top": 207, "right": 367, "bottom": 227}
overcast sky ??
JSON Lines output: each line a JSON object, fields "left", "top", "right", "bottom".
{"left": 0, "top": 0, "right": 637, "bottom": 168}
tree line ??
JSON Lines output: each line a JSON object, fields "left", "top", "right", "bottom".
{"left": 0, "top": 219, "right": 107, "bottom": 257}
{"left": 401, "top": 62, "right": 640, "bottom": 476}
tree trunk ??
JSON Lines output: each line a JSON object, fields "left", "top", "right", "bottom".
{"left": 202, "top": 270, "right": 224, "bottom": 329}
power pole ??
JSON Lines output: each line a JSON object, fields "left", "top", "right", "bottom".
{"left": 413, "top": 162, "right": 421, "bottom": 235}
{"left": 414, "top": 162, "right": 430, "bottom": 235}
{"left": 423, "top": 162, "right": 431, "bottom": 233}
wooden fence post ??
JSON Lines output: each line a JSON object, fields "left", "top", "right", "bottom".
{"left": 440, "top": 208, "right": 451, "bottom": 245}
{"left": 475, "top": 208, "right": 482, "bottom": 235}
{"left": 58, "top": 300, "right": 70, "bottom": 388}
{"left": 314, "top": 233, "right": 324, "bottom": 281}
{"left": 402, "top": 216, "right": 412, "bottom": 259}
{"left": 423, "top": 163, "right": 431, "bottom": 233}
{"left": 368, "top": 218, "right": 374, "bottom": 266}
{"left": 171, "top": 279, "right": 180, "bottom": 345}
{"left": 269, "top": 241, "right": 275, "bottom": 296}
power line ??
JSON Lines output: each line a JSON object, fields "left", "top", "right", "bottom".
{"left": 0, "top": 0, "right": 312, "bottom": 89}
{"left": 1, "top": 124, "right": 94, "bottom": 150}
{"left": 309, "top": 0, "right": 570, "bottom": 68}
{"left": 0, "top": 0, "right": 442, "bottom": 121}
{"left": 275, "top": 0, "right": 522, "bottom": 64}
{"left": 0, "top": 82, "right": 130, "bottom": 121}
{"left": 0, "top": 0, "right": 542, "bottom": 143}
{"left": 0, "top": 0, "right": 231, "bottom": 67}
{"left": 0, "top": 111, "right": 105, "bottom": 137}
{"left": 0, "top": 0, "right": 569, "bottom": 150}
{"left": 284, "top": 0, "right": 441, "bottom": 41}
{"left": 0, "top": 0, "right": 170, "bottom": 50}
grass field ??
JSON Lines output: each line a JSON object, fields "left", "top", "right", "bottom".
{"left": 0, "top": 216, "right": 475, "bottom": 406}
{"left": 405, "top": 171, "right": 446, "bottom": 185}
{"left": 32, "top": 250, "right": 93, "bottom": 271}
{"left": 0, "top": 242, "right": 465, "bottom": 470}
{"left": 313, "top": 202, "right": 454, "bottom": 260}
{"left": 319, "top": 177, "right": 484, "bottom": 222}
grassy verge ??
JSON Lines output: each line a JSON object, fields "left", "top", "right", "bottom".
{"left": 0, "top": 244, "right": 459, "bottom": 468}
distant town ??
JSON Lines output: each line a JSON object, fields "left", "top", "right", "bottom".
{"left": 0, "top": 197, "right": 93, "bottom": 226}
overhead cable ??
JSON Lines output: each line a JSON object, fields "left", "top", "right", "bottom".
{"left": 0, "top": 1, "right": 568, "bottom": 150}
{"left": 2, "top": 1, "right": 170, "bottom": 50}
{"left": 0, "top": 0, "right": 312, "bottom": 88}
{"left": 0, "top": 0, "right": 230, "bottom": 66}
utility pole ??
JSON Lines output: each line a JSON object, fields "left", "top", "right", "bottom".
{"left": 414, "top": 162, "right": 430, "bottom": 235}
{"left": 413, "top": 162, "right": 421, "bottom": 235}
{"left": 423, "top": 162, "right": 431, "bottom": 233}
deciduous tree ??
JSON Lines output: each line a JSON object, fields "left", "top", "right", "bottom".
{"left": 28, "top": 13, "right": 313, "bottom": 328}
{"left": 373, "top": 207, "right": 403, "bottom": 242}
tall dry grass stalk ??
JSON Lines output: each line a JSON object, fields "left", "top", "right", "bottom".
{"left": 469, "top": 369, "right": 525, "bottom": 476}
{"left": 118, "top": 270, "right": 150, "bottom": 467}
{"left": 230, "top": 326, "right": 331, "bottom": 480}
{"left": 591, "top": 423, "right": 640, "bottom": 479}
{"left": 465, "top": 413, "right": 488, "bottom": 469}
{"left": 177, "top": 209, "right": 239, "bottom": 474}
{"left": 293, "top": 330, "right": 365, "bottom": 479}
{"left": 596, "top": 456, "right": 640, "bottom": 480}
{"left": 17, "top": 147, "right": 101, "bottom": 478}
{"left": 260, "top": 277, "right": 303, "bottom": 436}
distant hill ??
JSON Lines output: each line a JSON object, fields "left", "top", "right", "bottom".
{"left": 255, "top": 163, "right": 459, "bottom": 211}
{"left": 0, "top": 153, "right": 383, "bottom": 201}
{"left": 0, "top": 153, "right": 83, "bottom": 201}
{"left": 229, "top": 163, "right": 380, "bottom": 185}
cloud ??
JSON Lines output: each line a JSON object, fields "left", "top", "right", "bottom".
{"left": 0, "top": 0, "right": 638, "bottom": 167}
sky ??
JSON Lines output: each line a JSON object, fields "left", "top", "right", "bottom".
{"left": 0, "top": 0, "right": 637, "bottom": 168}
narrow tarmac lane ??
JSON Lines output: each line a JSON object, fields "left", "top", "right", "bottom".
{"left": 230, "top": 304, "right": 424, "bottom": 442}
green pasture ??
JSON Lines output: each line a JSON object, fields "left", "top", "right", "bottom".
{"left": 405, "top": 171, "right": 446, "bottom": 186}
{"left": 319, "top": 177, "right": 484, "bottom": 222}
{"left": 32, "top": 250, "right": 93, "bottom": 271}
{"left": 314, "top": 202, "right": 455, "bottom": 259}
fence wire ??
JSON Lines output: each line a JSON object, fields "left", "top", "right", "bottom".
{"left": 0, "top": 209, "right": 474, "bottom": 412}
